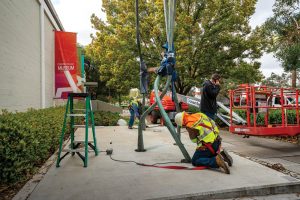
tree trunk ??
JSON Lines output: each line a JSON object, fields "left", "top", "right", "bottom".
{"left": 118, "top": 93, "right": 121, "bottom": 105}
{"left": 291, "top": 69, "right": 297, "bottom": 88}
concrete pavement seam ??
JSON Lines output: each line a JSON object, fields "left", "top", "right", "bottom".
{"left": 232, "top": 151, "right": 300, "bottom": 180}
{"left": 147, "top": 182, "right": 300, "bottom": 200}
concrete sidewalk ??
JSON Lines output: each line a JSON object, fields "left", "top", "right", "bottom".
{"left": 23, "top": 126, "right": 300, "bottom": 200}
{"left": 221, "top": 131, "right": 300, "bottom": 177}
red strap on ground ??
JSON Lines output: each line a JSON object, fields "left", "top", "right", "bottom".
{"left": 138, "top": 164, "right": 207, "bottom": 170}
{"left": 190, "top": 166, "right": 208, "bottom": 170}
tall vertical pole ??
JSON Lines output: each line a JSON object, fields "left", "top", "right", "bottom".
{"left": 136, "top": 78, "right": 171, "bottom": 152}
{"left": 280, "top": 88, "right": 285, "bottom": 127}
{"left": 135, "top": 0, "right": 147, "bottom": 131}
{"left": 229, "top": 90, "right": 233, "bottom": 126}
{"left": 296, "top": 89, "right": 299, "bottom": 125}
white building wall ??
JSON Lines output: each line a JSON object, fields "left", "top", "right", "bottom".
{"left": 0, "top": 0, "right": 41, "bottom": 111}
{"left": 44, "top": 14, "right": 55, "bottom": 107}
{"left": 0, "top": 0, "right": 64, "bottom": 112}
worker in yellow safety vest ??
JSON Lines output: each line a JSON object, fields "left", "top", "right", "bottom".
{"left": 175, "top": 112, "right": 232, "bottom": 174}
{"left": 128, "top": 98, "right": 141, "bottom": 129}
{"left": 128, "top": 88, "right": 142, "bottom": 129}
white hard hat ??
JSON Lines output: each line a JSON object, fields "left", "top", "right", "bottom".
{"left": 175, "top": 112, "right": 184, "bottom": 126}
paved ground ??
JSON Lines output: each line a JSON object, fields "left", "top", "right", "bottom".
{"left": 221, "top": 131, "right": 300, "bottom": 176}
{"left": 222, "top": 193, "right": 300, "bottom": 200}
{"left": 15, "top": 125, "right": 300, "bottom": 200}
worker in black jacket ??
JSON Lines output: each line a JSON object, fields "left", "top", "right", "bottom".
{"left": 200, "top": 74, "right": 221, "bottom": 120}
{"left": 199, "top": 74, "right": 233, "bottom": 167}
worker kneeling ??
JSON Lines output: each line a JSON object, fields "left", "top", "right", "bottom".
{"left": 175, "top": 112, "right": 231, "bottom": 174}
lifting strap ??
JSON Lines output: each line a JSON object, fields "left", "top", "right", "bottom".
{"left": 137, "top": 163, "right": 207, "bottom": 170}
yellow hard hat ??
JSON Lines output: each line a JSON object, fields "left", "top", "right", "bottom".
{"left": 175, "top": 112, "right": 184, "bottom": 126}
{"left": 129, "top": 88, "right": 140, "bottom": 99}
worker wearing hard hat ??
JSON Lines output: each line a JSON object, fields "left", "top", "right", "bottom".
{"left": 175, "top": 111, "right": 232, "bottom": 174}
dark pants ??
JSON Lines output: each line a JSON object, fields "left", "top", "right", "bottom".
{"left": 203, "top": 111, "right": 216, "bottom": 120}
{"left": 192, "top": 139, "right": 221, "bottom": 168}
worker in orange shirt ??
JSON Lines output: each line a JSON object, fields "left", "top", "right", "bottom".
{"left": 175, "top": 111, "right": 232, "bottom": 174}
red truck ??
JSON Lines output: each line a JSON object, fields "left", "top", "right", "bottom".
{"left": 149, "top": 91, "right": 189, "bottom": 124}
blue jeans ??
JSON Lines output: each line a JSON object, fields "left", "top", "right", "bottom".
{"left": 128, "top": 105, "right": 140, "bottom": 127}
{"left": 203, "top": 112, "right": 216, "bottom": 120}
{"left": 128, "top": 109, "right": 135, "bottom": 127}
{"left": 192, "top": 139, "right": 220, "bottom": 168}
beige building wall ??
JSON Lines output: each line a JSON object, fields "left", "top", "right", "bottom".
{"left": 0, "top": 0, "right": 41, "bottom": 111}
{"left": 0, "top": 0, "right": 64, "bottom": 112}
{"left": 44, "top": 14, "right": 55, "bottom": 107}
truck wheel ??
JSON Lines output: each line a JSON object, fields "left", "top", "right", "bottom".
{"left": 150, "top": 111, "right": 159, "bottom": 124}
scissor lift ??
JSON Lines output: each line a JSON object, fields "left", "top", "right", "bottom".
{"left": 229, "top": 84, "right": 300, "bottom": 136}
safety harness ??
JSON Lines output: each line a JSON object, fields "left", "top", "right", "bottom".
{"left": 191, "top": 114, "right": 220, "bottom": 155}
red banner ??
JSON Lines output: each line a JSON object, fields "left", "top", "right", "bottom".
{"left": 55, "top": 31, "right": 83, "bottom": 99}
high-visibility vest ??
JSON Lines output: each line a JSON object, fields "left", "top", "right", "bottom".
{"left": 183, "top": 112, "right": 219, "bottom": 147}
{"left": 130, "top": 99, "right": 139, "bottom": 107}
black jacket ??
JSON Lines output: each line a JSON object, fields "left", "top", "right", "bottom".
{"left": 200, "top": 80, "right": 220, "bottom": 114}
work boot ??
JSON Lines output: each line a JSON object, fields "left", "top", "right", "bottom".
{"left": 220, "top": 149, "right": 233, "bottom": 167}
{"left": 216, "top": 154, "right": 230, "bottom": 174}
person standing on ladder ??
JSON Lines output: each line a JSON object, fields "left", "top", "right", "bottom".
{"left": 128, "top": 88, "right": 141, "bottom": 129}
{"left": 200, "top": 73, "right": 221, "bottom": 120}
{"left": 175, "top": 111, "right": 232, "bottom": 174}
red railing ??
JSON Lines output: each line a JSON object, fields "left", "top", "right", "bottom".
{"left": 229, "top": 85, "right": 300, "bottom": 136}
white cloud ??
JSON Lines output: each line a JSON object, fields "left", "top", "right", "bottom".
{"left": 249, "top": 0, "right": 285, "bottom": 78}
{"left": 52, "top": 0, "right": 105, "bottom": 46}
{"left": 250, "top": 0, "right": 275, "bottom": 28}
{"left": 258, "top": 53, "right": 284, "bottom": 78}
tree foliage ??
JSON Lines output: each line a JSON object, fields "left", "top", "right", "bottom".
{"left": 262, "top": 0, "right": 300, "bottom": 76}
{"left": 86, "top": 0, "right": 263, "bottom": 95}
{"left": 261, "top": 71, "right": 300, "bottom": 87}
{"left": 262, "top": 72, "right": 291, "bottom": 87}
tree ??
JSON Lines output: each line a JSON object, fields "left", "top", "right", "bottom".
{"left": 261, "top": 72, "right": 291, "bottom": 87}
{"left": 262, "top": 0, "right": 300, "bottom": 87}
{"left": 261, "top": 70, "right": 300, "bottom": 87}
{"left": 86, "top": 0, "right": 263, "bottom": 95}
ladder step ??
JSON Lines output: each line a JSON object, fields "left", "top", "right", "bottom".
{"left": 73, "top": 109, "right": 86, "bottom": 112}
{"left": 73, "top": 125, "right": 87, "bottom": 128}
{"left": 72, "top": 125, "right": 93, "bottom": 128}
{"left": 68, "top": 114, "right": 86, "bottom": 117}
{"left": 62, "top": 148, "right": 94, "bottom": 153}
{"left": 73, "top": 140, "right": 94, "bottom": 144}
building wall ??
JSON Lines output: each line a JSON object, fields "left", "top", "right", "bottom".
{"left": 0, "top": 0, "right": 63, "bottom": 112}
{"left": 0, "top": 0, "right": 41, "bottom": 111}
{"left": 44, "top": 14, "right": 55, "bottom": 107}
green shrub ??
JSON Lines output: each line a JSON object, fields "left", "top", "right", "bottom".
{"left": 0, "top": 107, "right": 67, "bottom": 184}
{"left": 231, "top": 109, "right": 297, "bottom": 125}
{"left": 187, "top": 105, "right": 200, "bottom": 113}
{"left": 93, "top": 111, "right": 120, "bottom": 126}
{"left": 0, "top": 107, "right": 121, "bottom": 184}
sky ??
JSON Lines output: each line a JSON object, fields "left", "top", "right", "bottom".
{"left": 52, "top": 0, "right": 283, "bottom": 78}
